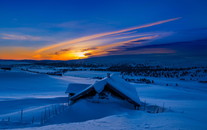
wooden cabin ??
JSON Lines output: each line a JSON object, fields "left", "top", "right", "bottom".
{"left": 68, "top": 74, "right": 141, "bottom": 109}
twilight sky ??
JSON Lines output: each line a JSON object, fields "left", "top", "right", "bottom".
{"left": 0, "top": 0, "right": 207, "bottom": 60}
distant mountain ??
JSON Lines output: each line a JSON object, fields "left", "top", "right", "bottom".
{"left": 69, "top": 53, "right": 206, "bottom": 66}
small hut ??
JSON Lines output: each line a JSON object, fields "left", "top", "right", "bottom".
{"left": 68, "top": 74, "right": 141, "bottom": 108}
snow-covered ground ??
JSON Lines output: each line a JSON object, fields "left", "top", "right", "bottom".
{"left": 125, "top": 75, "right": 207, "bottom": 92}
{"left": 63, "top": 70, "right": 120, "bottom": 78}
{"left": 0, "top": 71, "right": 68, "bottom": 99}
{"left": 1, "top": 68, "right": 207, "bottom": 129}
{"left": 0, "top": 61, "right": 31, "bottom": 65}
{"left": 15, "top": 82, "right": 207, "bottom": 130}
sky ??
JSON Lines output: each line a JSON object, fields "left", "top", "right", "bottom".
{"left": 0, "top": 0, "right": 207, "bottom": 60}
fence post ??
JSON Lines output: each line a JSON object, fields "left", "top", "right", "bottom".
{"left": 20, "top": 109, "right": 23, "bottom": 123}
{"left": 44, "top": 108, "right": 47, "bottom": 123}
{"left": 32, "top": 116, "right": 34, "bottom": 124}
{"left": 40, "top": 112, "right": 44, "bottom": 125}
{"left": 48, "top": 108, "right": 51, "bottom": 118}
{"left": 154, "top": 105, "right": 157, "bottom": 113}
{"left": 162, "top": 103, "right": 165, "bottom": 112}
{"left": 55, "top": 105, "right": 57, "bottom": 115}
{"left": 144, "top": 100, "right": 146, "bottom": 111}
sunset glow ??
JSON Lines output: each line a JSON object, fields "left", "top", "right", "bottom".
{"left": 9, "top": 18, "right": 178, "bottom": 60}
{"left": 1, "top": 0, "right": 207, "bottom": 60}
{"left": 1, "top": 1, "right": 207, "bottom": 129}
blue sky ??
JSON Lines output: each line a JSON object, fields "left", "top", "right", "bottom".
{"left": 0, "top": 0, "right": 207, "bottom": 60}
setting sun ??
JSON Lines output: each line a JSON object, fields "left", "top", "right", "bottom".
{"left": 73, "top": 52, "right": 88, "bottom": 59}
{"left": 75, "top": 52, "right": 86, "bottom": 57}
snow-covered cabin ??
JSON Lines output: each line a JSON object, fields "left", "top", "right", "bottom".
{"left": 65, "top": 83, "right": 91, "bottom": 97}
{"left": 69, "top": 74, "right": 141, "bottom": 108}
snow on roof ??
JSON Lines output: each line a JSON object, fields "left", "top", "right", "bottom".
{"left": 65, "top": 83, "right": 90, "bottom": 94}
{"left": 107, "top": 74, "right": 141, "bottom": 105}
{"left": 93, "top": 78, "right": 108, "bottom": 93}
{"left": 70, "top": 74, "right": 141, "bottom": 106}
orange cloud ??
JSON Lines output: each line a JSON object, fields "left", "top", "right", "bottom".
{"left": 36, "top": 17, "right": 181, "bottom": 53}
{"left": 85, "top": 35, "right": 159, "bottom": 57}
{"left": 114, "top": 34, "right": 152, "bottom": 39}
{"left": 0, "top": 18, "right": 180, "bottom": 60}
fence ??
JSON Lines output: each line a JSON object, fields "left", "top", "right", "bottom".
{"left": 0, "top": 103, "right": 69, "bottom": 128}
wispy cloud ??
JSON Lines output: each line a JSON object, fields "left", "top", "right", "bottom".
{"left": 106, "top": 48, "right": 176, "bottom": 56}
{"left": 0, "top": 33, "right": 42, "bottom": 41}
{"left": 0, "top": 18, "right": 180, "bottom": 60}
{"left": 55, "top": 21, "right": 87, "bottom": 28}
{"left": 36, "top": 17, "right": 181, "bottom": 53}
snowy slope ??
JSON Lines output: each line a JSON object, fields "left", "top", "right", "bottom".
{"left": 1, "top": 70, "right": 207, "bottom": 130}
{"left": 0, "top": 71, "right": 68, "bottom": 99}
{"left": 17, "top": 80, "right": 207, "bottom": 130}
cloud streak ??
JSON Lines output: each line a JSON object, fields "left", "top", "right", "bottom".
{"left": 0, "top": 33, "right": 42, "bottom": 41}
{"left": 0, "top": 18, "right": 180, "bottom": 60}
{"left": 36, "top": 17, "right": 181, "bottom": 53}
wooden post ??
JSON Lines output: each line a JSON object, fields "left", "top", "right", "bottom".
{"left": 107, "top": 73, "right": 110, "bottom": 78}
{"left": 48, "top": 108, "right": 51, "bottom": 118}
{"left": 32, "top": 116, "right": 34, "bottom": 124}
{"left": 44, "top": 108, "right": 47, "bottom": 122}
{"left": 154, "top": 105, "right": 156, "bottom": 113}
{"left": 134, "top": 105, "right": 138, "bottom": 110}
{"left": 20, "top": 109, "right": 23, "bottom": 123}
{"left": 162, "top": 103, "right": 165, "bottom": 112}
{"left": 40, "top": 112, "right": 43, "bottom": 125}
{"left": 68, "top": 94, "right": 70, "bottom": 105}
{"left": 55, "top": 105, "right": 57, "bottom": 115}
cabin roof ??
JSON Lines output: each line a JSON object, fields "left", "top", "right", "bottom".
{"left": 70, "top": 74, "right": 141, "bottom": 106}
{"left": 65, "top": 83, "right": 91, "bottom": 94}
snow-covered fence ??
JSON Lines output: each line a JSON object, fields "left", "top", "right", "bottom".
{"left": 0, "top": 103, "right": 69, "bottom": 128}
{"left": 40, "top": 104, "right": 69, "bottom": 125}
